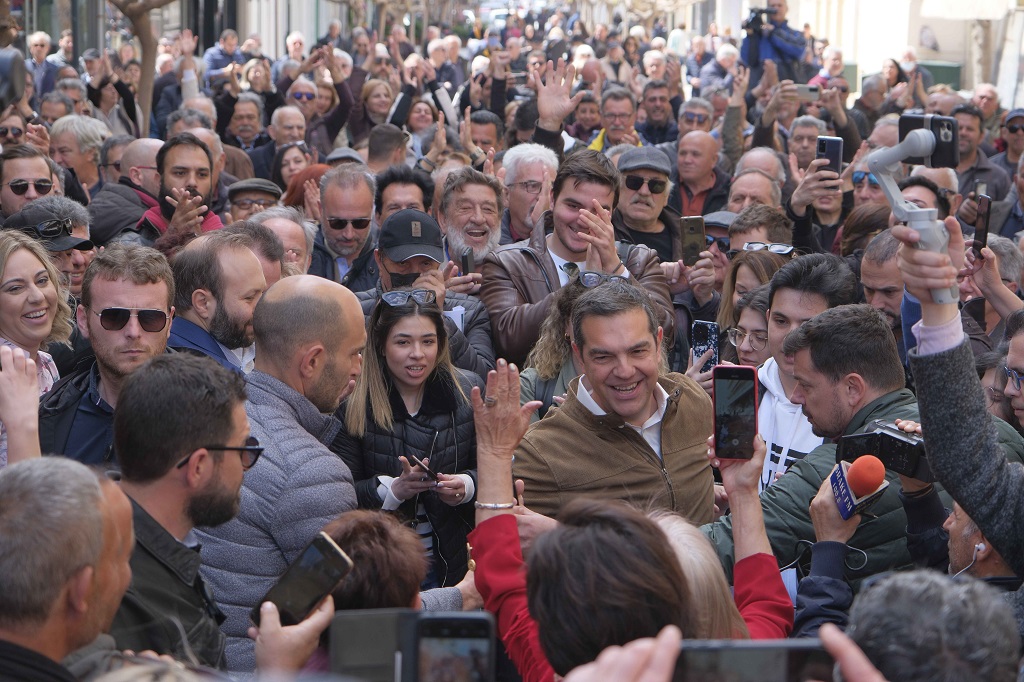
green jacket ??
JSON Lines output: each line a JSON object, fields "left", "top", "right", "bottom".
{"left": 701, "top": 388, "right": 1024, "bottom": 589}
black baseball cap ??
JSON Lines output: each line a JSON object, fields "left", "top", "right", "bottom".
{"left": 3, "top": 203, "right": 93, "bottom": 252}
{"left": 377, "top": 209, "right": 444, "bottom": 263}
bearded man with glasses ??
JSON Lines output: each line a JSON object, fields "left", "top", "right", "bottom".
{"left": 39, "top": 244, "right": 175, "bottom": 465}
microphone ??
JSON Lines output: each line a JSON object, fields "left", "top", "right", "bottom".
{"left": 831, "top": 455, "right": 888, "bottom": 520}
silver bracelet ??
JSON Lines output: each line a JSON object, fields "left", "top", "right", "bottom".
{"left": 474, "top": 501, "right": 515, "bottom": 510}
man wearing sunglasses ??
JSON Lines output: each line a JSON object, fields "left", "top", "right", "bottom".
{"left": 109, "top": 353, "right": 250, "bottom": 667}
{"left": 0, "top": 145, "right": 57, "bottom": 220}
{"left": 612, "top": 147, "right": 676, "bottom": 265}
{"left": 990, "top": 109, "right": 1024, "bottom": 181}
{"left": 39, "top": 245, "right": 175, "bottom": 465}
{"left": 310, "top": 164, "right": 379, "bottom": 293}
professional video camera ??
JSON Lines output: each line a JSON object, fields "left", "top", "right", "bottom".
{"left": 837, "top": 419, "right": 933, "bottom": 482}
{"left": 742, "top": 7, "right": 778, "bottom": 32}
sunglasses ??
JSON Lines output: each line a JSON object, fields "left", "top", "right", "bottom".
{"left": 100, "top": 161, "right": 122, "bottom": 172}
{"left": 3, "top": 179, "right": 54, "bottom": 196}
{"left": 623, "top": 175, "right": 668, "bottom": 194}
{"left": 382, "top": 288, "right": 437, "bottom": 307}
{"left": 705, "top": 235, "right": 730, "bottom": 252}
{"left": 852, "top": 171, "right": 880, "bottom": 187}
{"left": 91, "top": 307, "right": 170, "bottom": 332}
{"left": 682, "top": 111, "right": 709, "bottom": 124}
{"left": 0, "top": 126, "right": 23, "bottom": 138}
{"left": 291, "top": 92, "right": 316, "bottom": 101}
{"left": 176, "top": 436, "right": 263, "bottom": 470}
{"left": 1006, "top": 124, "right": 1024, "bottom": 134}
{"left": 19, "top": 217, "right": 73, "bottom": 240}
{"left": 326, "top": 217, "right": 372, "bottom": 231}
{"left": 579, "top": 271, "right": 628, "bottom": 288}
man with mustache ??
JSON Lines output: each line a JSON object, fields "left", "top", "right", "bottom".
{"left": 587, "top": 88, "right": 647, "bottom": 153}
{"left": 222, "top": 92, "right": 272, "bottom": 153}
{"left": 136, "top": 133, "right": 225, "bottom": 239}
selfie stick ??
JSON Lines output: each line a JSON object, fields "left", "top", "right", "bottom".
{"left": 866, "top": 129, "right": 958, "bottom": 304}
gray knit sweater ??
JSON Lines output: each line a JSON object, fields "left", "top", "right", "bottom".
{"left": 908, "top": 339, "right": 1024, "bottom": 639}
{"left": 194, "top": 370, "right": 358, "bottom": 672}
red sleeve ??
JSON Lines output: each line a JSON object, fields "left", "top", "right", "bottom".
{"left": 733, "top": 553, "right": 794, "bottom": 639}
{"left": 469, "top": 515, "right": 554, "bottom": 682}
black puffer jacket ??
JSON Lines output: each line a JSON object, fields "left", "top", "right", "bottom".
{"left": 333, "top": 369, "right": 481, "bottom": 587}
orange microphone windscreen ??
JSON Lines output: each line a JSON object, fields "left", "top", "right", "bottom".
{"left": 847, "top": 455, "right": 886, "bottom": 497}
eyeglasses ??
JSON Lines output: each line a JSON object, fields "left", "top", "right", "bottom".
{"left": 17, "top": 217, "right": 73, "bottom": 240}
{"left": 852, "top": 171, "right": 880, "bottom": 187}
{"left": 603, "top": 112, "right": 633, "bottom": 121}
{"left": 705, "top": 235, "right": 730, "bottom": 252}
{"left": 727, "top": 327, "right": 768, "bottom": 351}
{"left": 682, "top": 111, "right": 709, "bottom": 124}
{"left": 508, "top": 180, "right": 543, "bottom": 194}
{"left": 1005, "top": 366, "right": 1023, "bottom": 392}
{"left": 91, "top": 307, "right": 170, "bottom": 332}
{"left": 0, "top": 126, "right": 23, "bottom": 138}
{"left": 743, "top": 241, "right": 795, "bottom": 255}
{"left": 381, "top": 288, "right": 437, "bottom": 306}
{"left": 623, "top": 175, "right": 668, "bottom": 194}
{"left": 578, "top": 270, "right": 628, "bottom": 288}
{"left": 100, "top": 161, "right": 122, "bottom": 172}
{"left": 291, "top": 92, "right": 316, "bottom": 101}
{"left": 3, "top": 179, "right": 54, "bottom": 196}
{"left": 232, "top": 198, "right": 277, "bottom": 210}
{"left": 280, "top": 141, "right": 310, "bottom": 154}
{"left": 175, "top": 436, "right": 263, "bottom": 470}
{"left": 1005, "top": 124, "right": 1024, "bottom": 134}
{"left": 326, "top": 217, "right": 372, "bottom": 231}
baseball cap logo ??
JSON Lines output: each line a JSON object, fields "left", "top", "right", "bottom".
{"left": 411, "top": 221, "right": 421, "bottom": 237}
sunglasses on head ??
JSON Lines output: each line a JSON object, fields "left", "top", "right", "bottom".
{"left": 852, "top": 171, "right": 880, "bottom": 187}
{"left": 291, "top": 92, "right": 316, "bottom": 101}
{"left": 705, "top": 234, "right": 730, "bottom": 252}
{"left": 19, "top": 217, "right": 73, "bottom": 240}
{"left": 3, "top": 179, "right": 53, "bottom": 196}
{"left": 682, "top": 111, "right": 709, "bottom": 124}
{"left": 1006, "top": 124, "right": 1024, "bottom": 134}
{"left": 326, "top": 217, "right": 372, "bottom": 231}
{"left": 0, "top": 126, "right": 23, "bottom": 138}
{"left": 381, "top": 288, "right": 437, "bottom": 307}
{"left": 92, "top": 307, "right": 170, "bottom": 332}
{"left": 623, "top": 174, "right": 668, "bottom": 194}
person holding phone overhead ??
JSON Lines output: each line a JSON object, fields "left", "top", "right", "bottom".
{"left": 335, "top": 289, "right": 481, "bottom": 589}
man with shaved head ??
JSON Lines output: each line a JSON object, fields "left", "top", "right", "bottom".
{"left": 87, "top": 138, "right": 164, "bottom": 246}
{"left": 673, "top": 131, "right": 730, "bottom": 215}
{"left": 194, "top": 274, "right": 364, "bottom": 671}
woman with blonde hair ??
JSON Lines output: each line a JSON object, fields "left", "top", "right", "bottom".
{"left": 346, "top": 78, "right": 396, "bottom": 146}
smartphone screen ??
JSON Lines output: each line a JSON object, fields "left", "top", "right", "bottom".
{"left": 691, "top": 321, "right": 719, "bottom": 373}
{"left": 713, "top": 366, "right": 759, "bottom": 460}
{"left": 251, "top": 532, "right": 353, "bottom": 626}
{"left": 681, "top": 216, "right": 705, "bottom": 267}
{"left": 973, "top": 194, "right": 991, "bottom": 258}
{"left": 674, "top": 639, "right": 832, "bottom": 681}
{"left": 417, "top": 614, "right": 495, "bottom": 682}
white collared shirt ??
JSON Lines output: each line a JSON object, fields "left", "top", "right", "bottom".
{"left": 575, "top": 375, "right": 670, "bottom": 459}
{"left": 548, "top": 250, "right": 586, "bottom": 288}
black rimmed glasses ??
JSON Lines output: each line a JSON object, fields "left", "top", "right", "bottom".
{"left": 508, "top": 180, "right": 543, "bottom": 194}
{"left": 175, "top": 436, "right": 264, "bottom": 470}
{"left": 727, "top": 327, "right": 768, "bottom": 351}
{"left": 92, "top": 307, "right": 170, "bottom": 333}
{"left": 382, "top": 289, "right": 437, "bottom": 307}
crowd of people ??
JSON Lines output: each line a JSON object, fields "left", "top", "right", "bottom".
{"left": 2, "top": 1, "right": 1024, "bottom": 680}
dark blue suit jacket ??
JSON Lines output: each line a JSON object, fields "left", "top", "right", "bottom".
{"left": 247, "top": 142, "right": 276, "bottom": 181}
{"left": 168, "top": 317, "right": 241, "bottom": 373}
{"left": 25, "top": 58, "right": 59, "bottom": 107}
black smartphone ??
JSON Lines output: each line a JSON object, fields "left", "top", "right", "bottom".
{"left": 460, "top": 247, "right": 474, "bottom": 275}
{"left": 898, "top": 113, "right": 959, "bottom": 168}
{"left": 712, "top": 365, "right": 759, "bottom": 460}
{"left": 250, "top": 531, "right": 353, "bottom": 627}
{"left": 681, "top": 216, "right": 706, "bottom": 267}
{"left": 406, "top": 452, "right": 439, "bottom": 482}
{"left": 816, "top": 135, "right": 843, "bottom": 175}
{"left": 691, "top": 320, "right": 719, "bottom": 373}
{"left": 329, "top": 608, "right": 419, "bottom": 682}
{"left": 973, "top": 193, "right": 991, "bottom": 258}
{"left": 416, "top": 613, "right": 496, "bottom": 682}
{"left": 673, "top": 638, "right": 832, "bottom": 681}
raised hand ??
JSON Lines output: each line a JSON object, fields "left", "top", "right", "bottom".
{"left": 791, "top": 158, "right": 842, "bottom": 214}
{"left": 534, "top": 59, "right": 585, "bottom": 131}
{"left": 165, "top": 187, "right": 207, "bottom": 237}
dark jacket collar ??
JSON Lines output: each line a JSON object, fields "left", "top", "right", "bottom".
{"left": 168, "top": 317, "right": 239, "bottom": 373}
{"left": 126, "top": 497, "right": 203, "bottom": 586}
{"left": 385, "top": 371, "right": 464, "bottom": 419}
{"left": 842, "top": 389, "right": 918, "bottom": 438}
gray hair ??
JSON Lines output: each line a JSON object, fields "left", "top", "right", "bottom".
{"left": 862, "top": 229, "right": 899, "bottom": 265}
{"left": 501, "top": 143, "right": 558, "bottom": 185}
{"left": 734, "top": 148, "right": 786, "bottom": 186}
{"left": 56, "top": 78, "right": 87, "bottom": 100}
{"left": 731, "top": 168, "right": 782, "bottom": 208}
{"left": 571, "top": 278, "right": 660, "bottom": 352}
{"left": 847, "top": 570, "right": 1020, "bottom": 682}
{"left": 28, "top": 31, "right": 52, "bottom": 47}
{"left": 40, "top": 91, "right": 74, "bottom": 116}
{"left": 32, "top": 195, "right": 91, "bottom": 234}
{"left": 600, "top": 87, "right": 636, "bottom": 113}
{"left": 986, "top": 235, "right": 1024, "bottom": 286}
{"left": 50, "top": 115, "right": 110, "bottom": 164}
{"left": 250, "top": 205, "right": 316, "bottom": 258}
{"left": 790, "top": 115, "right": 826, "bottom": 135}
{"left": 863, "top": 74, "right": 886, "bottom": 95}
{"left": 166, "top": 108, "right": 213, "bottom": 133}
{"left": 271, "top": 104, "right": 303, "bottom": 128}
{"left": 235, "top": 91, "right": 265, "bottom": 124}
{"left": 0, "top": 458, "right": 105, "bottom": 629}
{"left": 910, "top": 165, "right": 959, "bottom": 194}
{"left": 100, "top": 134, "right": 135, "bottom": 168}
{"left": 681, "top": 97, "right": 713, "bottom": 120}
{"left": 320, "top": 163, "right": 376, "bottom": 206}
{"left": 715, "top": 43, "right": 739, "bottom": 61}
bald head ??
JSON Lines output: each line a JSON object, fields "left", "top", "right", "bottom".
{"left": 122, "top": 138, "right": 163, "bottom": 197}
{"left": 254, "top": 275, "right": 363, "bottom": 362}
{"left": 580, "top": 59, "right": 602, "bottom": 84}
{"left": 677, "top": 131, "right": 718, "bottom": 185}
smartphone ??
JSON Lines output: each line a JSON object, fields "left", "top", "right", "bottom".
{"left": 460, "top": 247, "right": 474, "bottom": 275}
{"left": 975, "top": 181, "right": 988, "bottom": 198}
{"left": 673, "top": 638, "right": 832, "bottom": 681}
{"left": 487, "top": 35, "right": 500, "bottom": 50}
{"left": 681, "top": 216, "right": 706, "bottom": 267}
{"left": 416, "top": 613, "right": 495, "bottom": 682}
{"left": 973, "top": 193, "right": 991, "bottom": 258}
{"left": 329, "top": 608, "right": 418, "bottom": 682}
{"left": 898, "top": 114, "right": 959, "bottom": 168}
{"left": 795, "top": 84, "right": 820, "bottom": 102}
{"left": 815, "top": 135, "right": 843, "bottom": 175}
{"left": 406, "top": 452, "right": 439, "bottom": 482}
{"left": 712, "top": 365, "right": 759, "bottom": 460}
{"left": 691, "top": 321, "right": 719, "bottom": 373}
{"left": 251, "top": 532, "right": 354, "bottom": 626}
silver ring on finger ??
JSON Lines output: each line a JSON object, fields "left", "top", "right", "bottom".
{"left": 484, "top": 396, "right": 497, "bottom": 406}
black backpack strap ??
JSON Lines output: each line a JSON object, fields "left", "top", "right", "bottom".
{"left": 535, "top": 374, "right": 559, "bottom": 420}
